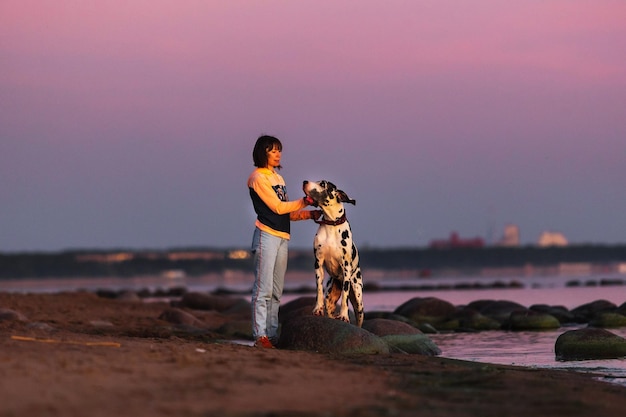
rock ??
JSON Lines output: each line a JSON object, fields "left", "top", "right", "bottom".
{"left": 26, "top": 322, "right": 55, "bottom": 331}
{"left": 393, "top": 297, "right": 456, "bottom": 326}
{"left": 571, "top": 299, "right": 617, "bottom": 323}
{"left": 363, "top": 310, "right": 391, "bottom": 320}
{"left": 279, "top": 296, "right": 316, "bottom": 322}
{"left": 416, "top": 323, "right": 439, "bottom": 334}
{"left": 95, "top": 289, "right": 119, "bottom": 299}
{"left": 380, "top": 334, "right": 441, "bottom": 355}
{"left": 599, "top": 278, "right": 624, "bottom": 286}
{"left": 279, "top": 296, "right": 357, "bottom": 325}
{"left": 363, "top": 312, "right": 435, "bottom": 332}
{"left": 217, "top": 320, "right": 253, "bottom": 340}
{"left": 221, "top": 299, "right": 252, "bottom": 317}
{"left": 135, "top": 288, "right": 152, "bottom": 298}
{"left": 191, "top": 310, "right": 232, "bottom": 330}
{"left": 116, "top": 290, "right": 141, "bottom": 302}
{"left": 279, "top": 315, "right": 389, "bottom": 355}
{"left": 588, "top": 312, "right": 626, "bottom": 328}
{"left": 555, "top": 328, "right": 626, "bottom": 361}
{"left": 450, "top": 307, "right": 501, "bottom": 331}
{"left": 617, "top": 302, "right": 626, "bottom": 316}
{"left": 362, "top": 318, "right": 422, "bottom": 336}
{"left": 469, "top": 300, "right": 527, "bottom": 324}
{"left": 0, "top": 308, "right": 28, "bottom": 322}
{"left": 279, "top": 305, "right": 315, "bottom": 323}
{"left": 530, "top": 304, "right": 575, "bottom": 324}
{"left": 502, "top": 310, "right": 560, "bottom": 331}
{"left": 463, "top": 299, "right": 495, "bottom": 311}
{"left": 363, "top": 318, "right": 441, "bottom": 355}
{"left": 176, "top": 292, "right": 248, "bottom": 313}
{"left": 158, "top": 308, "right": 203, "bottom": 326}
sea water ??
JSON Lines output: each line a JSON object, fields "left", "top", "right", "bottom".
{"left": 2, "top": 272, "right": 626, "bottom": 385}
{"left": 356, "top": 290, "right": 626, "bottom": 387}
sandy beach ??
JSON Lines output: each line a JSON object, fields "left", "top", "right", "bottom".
{"left": 1, "top": 291, "right": 625, "bottom": 417}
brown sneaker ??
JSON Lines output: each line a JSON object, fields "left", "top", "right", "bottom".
{"left": 254, "top": 336, "right": 275, "bottom": 349}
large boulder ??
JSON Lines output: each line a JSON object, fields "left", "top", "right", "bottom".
{"left": 502, "top": 310, "right": 560, "bottom": 331}
{"left": 588, "top": 312, "right": 626, "bottom": 328}
{"left": 555, "top": 328, "right": 626, "bottom": 361}
{"left": 279, "top": 296, "right": 358, "bottom": 325}
{"left": 363, "top": 318, "right": 440, "bottom": 355}
{"left": 364, "top": 311, "right": 417, "bottom": 325}
{"left": 448, "top": 307, "right": 501, "bottom": 331}
{"left": 279, "top": 315, "right": 389, "bottom": 355}
{"left": 363, "top": 311, "right": 438, "bottom": 333}
{"left": 570, "top": 299, "right": 617, "bottom": 323}
{"left": 279, "top": 296, "right": 317, "bottom": 321}
{"left": 530, "top": 304, "right": 575, "bottom": 324}
{"left": 393, "top": 297, "right": 456, "bottom": 327}
{"left": 363, "top": 318, "right": 422, "bottom": 336}
{"left": 468, "top": 300, "right": 527, "bottom": 324}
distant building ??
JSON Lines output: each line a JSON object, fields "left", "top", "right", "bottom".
{"left": 537, "top": 231, "right": 568, "bottom": 247}
{"left": 498, "top": 224, "right": 520, "bottom": 247}
{"left": 429, "top": 232, "right": 485, "bottom": 249}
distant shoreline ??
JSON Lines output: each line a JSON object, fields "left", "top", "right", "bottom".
{"left": 2, "top": 244, "right": 626, "bottom": 279}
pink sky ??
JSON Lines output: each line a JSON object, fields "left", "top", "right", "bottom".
{"left": 1, "top": 1, "right": 625, "bottom": 251}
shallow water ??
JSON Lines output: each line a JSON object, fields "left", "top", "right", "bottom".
{"left": 353, "top": 289, "right": 626, "bottom": 387}
{"left": 430, "top": 327, "right": 626, "bottom": 385}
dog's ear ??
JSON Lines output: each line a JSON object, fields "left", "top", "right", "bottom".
{"left": 337, "top": 190, "right": 356, "bottom": 205}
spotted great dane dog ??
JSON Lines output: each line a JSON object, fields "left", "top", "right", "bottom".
{"left": 302, "top": 180, "right": 364, "bottom": 327}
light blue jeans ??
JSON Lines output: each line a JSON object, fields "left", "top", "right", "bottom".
{"left": 250, "top": 227, "right": 288, "bottom": 342}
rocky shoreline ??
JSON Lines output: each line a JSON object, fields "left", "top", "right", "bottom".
{"left": 1, "top": 290, "right": 626, "bottom": 416}
{"left": 93, "top": 285, "right": 626, "bottom": 360}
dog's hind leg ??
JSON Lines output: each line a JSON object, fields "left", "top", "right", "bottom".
{"left": 334, "top": 270, "right": 353, "bottom": 324}
{"left": 324, "top": 277, "right": 342, "bottom": 318}
{"left": 348, "top": 278, "right": 364, "bottom": 327}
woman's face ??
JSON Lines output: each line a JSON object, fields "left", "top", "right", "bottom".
{"left": 266, "top": 145, "right": 281, "bottom": 169}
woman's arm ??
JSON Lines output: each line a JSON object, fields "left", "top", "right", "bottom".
{"left": 251, "top": 175, "right": 307, "bottom": 215}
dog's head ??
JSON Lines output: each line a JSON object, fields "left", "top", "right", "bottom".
{"left": 303, "top": 180, "right": 355, "bottom": 207}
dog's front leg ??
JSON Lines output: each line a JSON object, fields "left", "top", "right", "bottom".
{"left": 312, "top": 250, "right": 326, "bottom": 317}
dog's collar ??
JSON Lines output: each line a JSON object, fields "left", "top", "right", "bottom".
{"left": 314, "top": 214, "right": 347, "bottom": 226}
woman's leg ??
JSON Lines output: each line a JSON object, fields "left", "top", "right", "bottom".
{"left": 250, "top": 228, "right": 281, "bottom": 341}
{"left": 268, "top": 238, "right": 288, "bottom": 341}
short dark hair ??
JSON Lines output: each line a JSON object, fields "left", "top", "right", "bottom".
{"left": 252, "top": 135, "right": 283, "bottom": 169}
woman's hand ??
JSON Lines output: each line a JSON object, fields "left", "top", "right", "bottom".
{"left": 310, "top": 210, "right": 322, "bottom": 221}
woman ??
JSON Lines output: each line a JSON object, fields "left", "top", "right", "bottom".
{"left": 247, "top": 135, "right": 320, "bottom": 348}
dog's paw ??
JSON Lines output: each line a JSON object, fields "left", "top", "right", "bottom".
{"left": 335, "top": 315, "right": 351, "bottom": 324}
{"left": 312, "top": 307, "right": 324, "bottom": 317}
